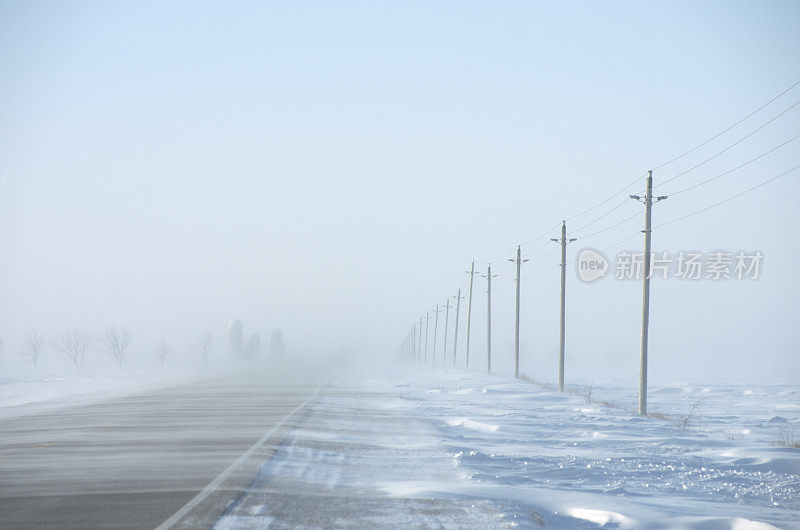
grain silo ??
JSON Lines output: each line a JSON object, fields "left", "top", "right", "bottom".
{"left": 228, "top": 319, "right": 244, "bottom": 356}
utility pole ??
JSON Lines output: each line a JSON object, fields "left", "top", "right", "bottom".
{"left": 481, "top": 264, "right": 498, "bottom": 374}
{"left": 465, "top": 260, "right": 475, "bottom": 370}
{"left": 424, "top": 310, "right": 430, "bottom": 365}
{"left": 452, "top": 289, "right": 462, "bottom": 367}
{"left": 442, "top": 298, "right": 451, "bottom": 367}
{"left": 630, "top": 170, "right": 667, "bottom": 415}
{"left": 411, "top": 324, "right": 415, "bottom": 363}
{"left": 418, "top": 317, "right": 423, "bottom": 365}
{"left": 412, "top": 324, "right": 417, "bottom": 363}
{"left": 551, "top": 221, "right": 576, "bottom": 392}
{"left": 432, "top": 304, "right": 441, "bottom": 366}
{"left": 509, "top": 246, "right": 529, "bottom": 378}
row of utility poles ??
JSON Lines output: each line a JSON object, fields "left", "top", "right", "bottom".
{"left": 399, "top": 220, "right": 574, "bottom": 390}
{"left": 399, "top": 172, "right": 663, "bottom": 415}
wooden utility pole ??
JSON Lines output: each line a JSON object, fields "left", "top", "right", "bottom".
{"left": 418, "top": 317, "right": 423, "bottom": 365}
{"left": 465, "top": 260, "right": 475, "bottom": 370}
{"left": 412, "top": 324, "right": 417, "bottom": 363}
{"left": 442, "top": 298, "right": 451, "bottom": 367}
{"left": 509, "top": 246, "right": 529, "bottom": 378}
{"left": 452, "top": 289, "right": 462, "bottom": 367}
{"left": 630, "top": 170, "right": 666, "bottom": 415}
{"left": 424, "top": 310, "right": 430, "bottom": 365}
{"left": 481, "top": 264, "right": 497, "bottom": 374}
{"left": 432, "top": 304, "right": 441, "bottom": 365}
{"left": 551, "top": 221, "right": 576, "bottom": 392}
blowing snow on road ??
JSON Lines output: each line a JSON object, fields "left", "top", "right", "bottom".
{"left": 2, "top": 360, "right": 799, "bottom": 528}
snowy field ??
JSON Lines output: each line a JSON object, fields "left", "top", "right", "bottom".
{"left": 219, "top": 366, "right": 800, "bottom": 529}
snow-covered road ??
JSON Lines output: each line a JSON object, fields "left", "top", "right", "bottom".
{"left": 219, "top": 366, "right": 799, "bottom": 529}
{"left": 2, "top": 362, "right": 797, "bottom": 528}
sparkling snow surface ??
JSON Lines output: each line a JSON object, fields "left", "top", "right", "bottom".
{"left": 219, "top": 366, "right": 799, "bottom": 529}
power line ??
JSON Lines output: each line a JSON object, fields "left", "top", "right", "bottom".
{"left": 432, "top": 154, "right": 788, "bottom": 330}
{"left": 529, "top": 247, "right": 560, "bottom": 261}
{"left": 667, "top": 132, "right": 800, "bottom": 197}
{"left": 485, "top": 223, "right": 559, "bottom": 267}
{"left": 655, "top": 97, "right": 800, "bottom": 188}
{"left": 493, "top": 169, "right": 648, "bottom": 263}
{"left": 564, "top": 173, "right": 646, "bottom": 223}
{"left": 571, "top": 197, "right": 633, "bottom": 235}
{"left": 506, "top": 173, "right": 646, "bottom": 264}
{"left": 653, "top": 80, "right": 800, "bottom": 170}
{"left": 520, "top": 223, "right": 562, "bottom": 247}
{"left": 521, "top": 239, "right": 553, "bottom": 258}
{"left": 493, "top": 277, "right": 517, "bottom": 292}
{"left": 576, "top": 210, "right": 641, "bottom": 240}
{"left": 527, "top": 262, "right": 560, "bottom": 280}
{"left": 511, "top": 83, "right": 800, "bottom": 254}
{"left": 405, "top": 81, "right": 800, "bottom": 384}
{"left": 602, "top": 231, "right": 642, "bottom": 253}
{"left": 655, "top": 164, "right": 800, "bottom": 229}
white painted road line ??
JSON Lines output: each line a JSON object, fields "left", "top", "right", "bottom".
{"left": 154, "top": 382, "right": 327, "bottom": 530}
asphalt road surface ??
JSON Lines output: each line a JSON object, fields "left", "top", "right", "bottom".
{"left": 0, "top": 358, "right": 334, "bottom": 529}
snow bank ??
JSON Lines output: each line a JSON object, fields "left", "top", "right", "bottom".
{"left": 220, "top": 366, "right": 799, "bottom": 528}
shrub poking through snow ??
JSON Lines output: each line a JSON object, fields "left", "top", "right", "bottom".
{"left": 773, "top": 425, "right": 800, "bottom": 449}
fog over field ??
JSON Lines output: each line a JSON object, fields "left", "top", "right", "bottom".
{"left": 1, "top": 2, "right": 799, "bottom": 385}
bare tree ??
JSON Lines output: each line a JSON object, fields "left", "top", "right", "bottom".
{"left": 50, "top": 328, "right": 90, "bottom": 370}
{"left": 99, "top": 327, "right": 131, "bottom": 368}
{"left": 19, "top": 330, "right": 44, "bottom": 374}
{"left": 153, "top": 339, "right": 169, "bottom": 368}
{"left": 192, "top": 332, "right": 213, "bottom": 367}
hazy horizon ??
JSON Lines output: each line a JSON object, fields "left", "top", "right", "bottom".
{"left": 2, "top": 1, "right": 799, "bottom": 385}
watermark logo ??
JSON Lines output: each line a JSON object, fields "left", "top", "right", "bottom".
{"left": 577, "top": 248, "right": 609, "bottom": 282}
{"left": 614, "top": 250, "right": 763, "bottom": 280}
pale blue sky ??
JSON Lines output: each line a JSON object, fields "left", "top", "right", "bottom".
{"left": 1, "top": 1, "right": 798, "bottom": 381}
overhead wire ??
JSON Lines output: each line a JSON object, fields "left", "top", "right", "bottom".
{"left": 655, "top": 164, "right": 800, "bottom": 229}
{"left": 521, "top": 239, "right": 553, "bottom": 258}
{"left": 574, "top": 210, "right": 641, "bottom": 240}
{"left": 464, "top": 164, "right": 800, "bottom": 301}
{"left": 655, "top": 97, "right": 800, "bottom": 188}
{"left": 528, "top": 247, "right": 560, "bottom": 261}
{"left": 519, "top": 223, "right": 562, "bottom": 248}
{"left": 526, "top": 263, "right": 561, "bottom": 281}
{"left": 564, "top": 173, "right": 647, "bottom": 223}
{"left": 653, "top": 79, "right": 800, "bottom": 170}
{"left": 666, "top": 132, "right": 800, "bottom": 197}
{"left": 571, "top": 197, "right": 635, "bottom": 235}
{"left": 420, "top": 82, "right": 800, "bottom": 323}
{"left": 602, "top": 231, "right": 642, "bottom": 253}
